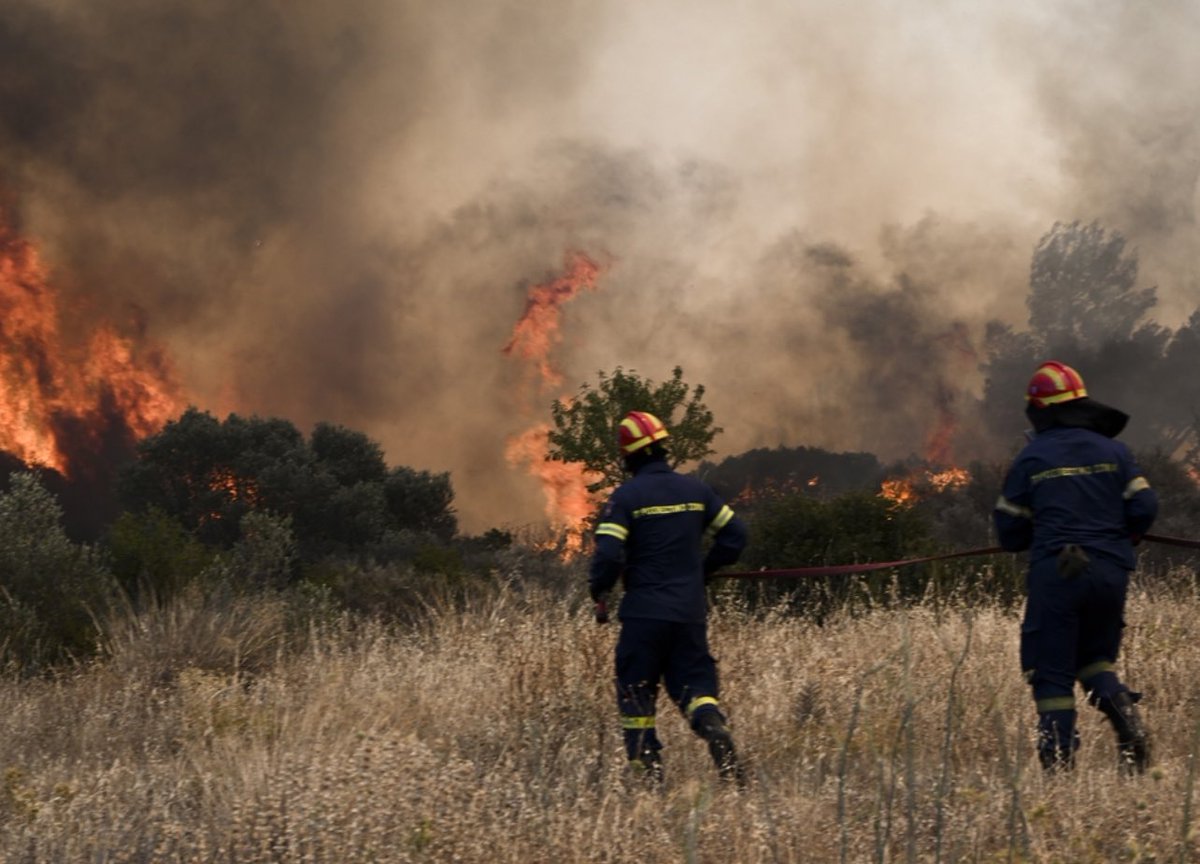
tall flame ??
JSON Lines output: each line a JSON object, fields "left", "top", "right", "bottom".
{"left": 504, "top": 424, "right": 596, "bottom": 529}
{"left": 502, "top": 252, "right": 605, "bottom": 547}
{"left": 502, "top": 251, "right": 601, "bottom": 390}
{"left": 0, "top": 212, "right": 183, "bottom": 476}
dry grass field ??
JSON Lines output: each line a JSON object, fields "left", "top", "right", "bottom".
{"left": 2, "top": 570, "right": 1200, "bottom": 863}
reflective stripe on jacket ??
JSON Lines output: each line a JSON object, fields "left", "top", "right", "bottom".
{"left": 589, "top": 461, "right": 747, "bottom": 623}
{"left": 993, "top": 426, "right": 1157, "bottom": 568}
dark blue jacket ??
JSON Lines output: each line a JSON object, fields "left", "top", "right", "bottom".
{"left": 993, "top": 426, "right": 1157, "bottom": 568}
{"left": 589, "top": 460, "right": 748, "bottom": 623}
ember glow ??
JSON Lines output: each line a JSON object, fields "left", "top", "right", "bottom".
{"left": 0, "top": 213, "right": 183, "bottom": 475}
{"left": 879, "top": 465, "right": 971, "bottom": 506}
{"left": 503, "top": 253, "right": 606, "bottom": 547}
{"left": 879, "top": 477, "right": 917, "bottom": 506}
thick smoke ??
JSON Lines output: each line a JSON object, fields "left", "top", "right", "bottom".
{"left": 1, "top": 0, "right": 1197, "bottom": 531}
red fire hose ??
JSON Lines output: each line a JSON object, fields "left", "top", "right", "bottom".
{"left": 713, "top": 533, "right": 1200, "bottom": 580}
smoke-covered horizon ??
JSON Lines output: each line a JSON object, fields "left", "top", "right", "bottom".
{"left": 2, "top": 0, "right": 1197, "bottom": 532}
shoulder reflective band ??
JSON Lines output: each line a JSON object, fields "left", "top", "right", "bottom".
{"left": 706, "top": 505, "right": 734, "bottom": 537}
{"left": 994, "top": 496, "right": 1032, "bottom": 519}
{"left": 1124, "top": 476, "right": 1151, "bottom": 499}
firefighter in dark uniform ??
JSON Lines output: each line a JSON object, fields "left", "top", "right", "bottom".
{"left": 589, "top": 410, "right": 749, "bottom": 784}
{"left": 994, "top": 361, "right": 1158, "bottom": 773}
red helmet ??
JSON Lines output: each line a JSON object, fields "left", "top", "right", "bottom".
{"left": 1026, "top": 361, "right": 1088, "bottom": 408}
{"left": 618, "top": 411, "right": 669, "bottom": 455}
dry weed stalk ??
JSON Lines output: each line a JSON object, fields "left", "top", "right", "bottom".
{"left": 0, "top": 578, "right": 1197, "bottom": 861}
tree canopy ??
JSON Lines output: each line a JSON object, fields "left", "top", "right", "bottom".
{"left": 1028, "top": 220, "right": 1156, "bottom": 350}
{"left": 547, "top": 366, "right": 720, "bottom": 496}
{"left": 979, "top": 220, "right": 1194, "bottom": 457}
{"left": 118, "top": 409, "right": 457, "bottom": 562}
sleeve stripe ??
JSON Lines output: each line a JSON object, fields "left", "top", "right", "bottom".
{"left": 1124, "top": 476, "right": 1151, "bottom": 499}
{"left": 994, "top": 495, "right": 1033, "bottom": 519}
{"left": 706, "top": 505, "right": 734, "bottom": 536}
{"left": 596, "top": 522, "right": 628, "bottom": 541}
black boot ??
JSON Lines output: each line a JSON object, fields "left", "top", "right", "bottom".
{"left": 629, "top": 747, "right": 664, "bottom": 788}
{"left": 1036, "top": 709, "right": 1079, "bottom": 773}
{"left": 1100, "top": 691, "right": 1150, "bottom": 775}
{"left": 695, "top": 712, "right": 745, "bottom": 787}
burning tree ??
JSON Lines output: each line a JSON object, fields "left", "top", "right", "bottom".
{"left": 546, "top": 365, "right": 720, "bottom": 499}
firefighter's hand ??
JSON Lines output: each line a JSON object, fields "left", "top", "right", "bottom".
{"left": 593, "top": 597, "right": 610, "bottom": 625}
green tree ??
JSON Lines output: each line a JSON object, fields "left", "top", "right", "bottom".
{"left": 384, "top": 466, "right": 457, "bottom": 543}
{"left": 547, "top": 366, "right": 721, "bottom": 496}
{"left": 118, "top": 408, "right": 458, "bottom": 562}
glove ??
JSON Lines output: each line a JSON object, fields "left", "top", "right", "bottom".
{"left": 593, "top": 597, "right": 609, "bottom": 625}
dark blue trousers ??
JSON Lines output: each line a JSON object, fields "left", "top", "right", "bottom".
{"left": 1021, "top": 552, "right": 1132, "bottom": 763}
{"left": 614, "top": 617, "right": 723, "bottom": 761}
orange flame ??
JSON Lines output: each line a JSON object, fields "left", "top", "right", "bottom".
{"left": 923, "top": 386, "right": 957, "bottom": 466}
{"left": 503, "top": 252, "right": 607, "bottom": 549}
{"left": 927, "top": 466, "right": 970, "bottom": 493}
{"left": 505, "top": 424, "right": 598, "bottom": 551}
{"left": 502, "top": 251, "right": 601, "bottom": 390}
{"left": 879, "top": 477, "right": 917, "bottom": 506}
{"left": 0, "top": 213, "right": 183, "bottom": 475}
{"left": 879, "top": 465, "right": 971, "bottom": 506}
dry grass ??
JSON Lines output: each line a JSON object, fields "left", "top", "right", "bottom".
{"left": 2, "top": 570, "right": 1200, "bottom": 863}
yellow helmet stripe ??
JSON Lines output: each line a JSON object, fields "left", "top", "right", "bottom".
{"left": 1038, "top": 387, "right": 1088, "bottom": 405}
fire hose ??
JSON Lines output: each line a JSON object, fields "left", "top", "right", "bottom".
{"left": 712, "top": 532, "right": 1200, "bottom": 581}
{"left": 591, "top": 533, "right": 1200, "bottom": 621}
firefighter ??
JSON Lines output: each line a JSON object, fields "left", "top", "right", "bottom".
{"left": 994, "top": 361, "right": 1158, "bottom": 773}
{"left": 589, "top": 410, "right": 749, "bottom": 786}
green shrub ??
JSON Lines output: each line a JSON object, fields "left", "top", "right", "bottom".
{"left": 106, "top": 507, "right": 215, "bottom": 606}
{"left": 0, "top": 473, "right": 115, "bottom": 670}
{"left": 734, "top": 491, "right": 931, "bottom": 617}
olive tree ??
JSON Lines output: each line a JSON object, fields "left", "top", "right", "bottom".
{"left": 547, "top": 366, "right": 721, "bottom": 497}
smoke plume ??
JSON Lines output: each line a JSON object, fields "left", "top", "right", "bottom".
{"left": 2, "top": 0, "right": 1197, "bottom": 531}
